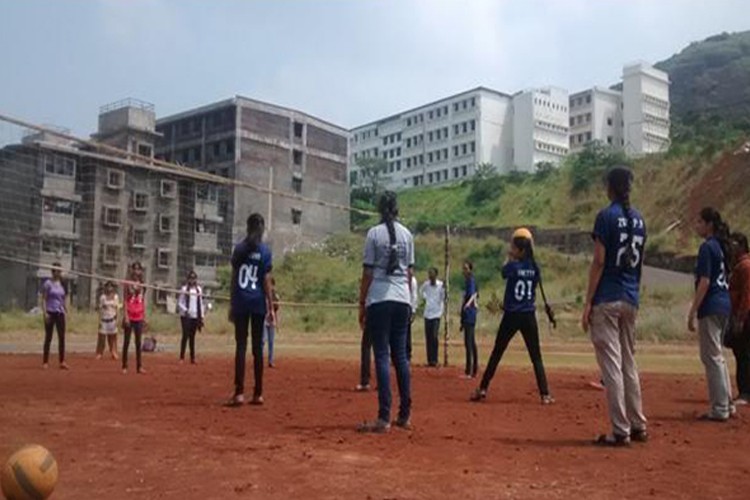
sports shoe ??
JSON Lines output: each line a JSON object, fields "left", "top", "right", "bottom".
{"left": 249, "top": 395, "right": 264, "bottom": 406}
{"left": 733, "top": 396, "right": 749, "bottom": 406}
{"left": 224, "top": 394, "right": 245, "bottom": 407}
{"left": 541, "top": 394, "right": 555, "bottom": 405}
{"left": 394, "top": 417, "right": 412, "bottom": 430}
{"left": 59, "top": 362, "right": 70, "bottom": 370}
{"left": 357, "top": 419, "right": 391, "bottom": 434}
{"left": 630, "top": 429, "right": 649, "bottom": 443}
{"left": 697, "top": 412, "right": 728, "bottom": 422}
{"left": 355, "top": 384, "right": 371, "bottom": 392}
{"left": 594, "top": 433, "right": 630, "bottom": 447}
{"left": 470, "top": 388, "right": 487, "bottom": 402}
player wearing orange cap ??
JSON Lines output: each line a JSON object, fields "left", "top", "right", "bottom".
{"left": 470, "top": 228, "right": 555, "bottom": 404}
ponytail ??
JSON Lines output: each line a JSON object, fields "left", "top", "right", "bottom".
{"left": 378, "top": 191, "right": 400, "bottom": 275}
{"left": 607, "top": 166, "right": 636, "bottom": 269}
{"left": 235, "top": 213, "right": 266, "bottom": 266}
{"left": 700, "top": 207, "right": 732, "bottom": 272}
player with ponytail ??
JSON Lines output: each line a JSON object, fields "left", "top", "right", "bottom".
{"left": 226, "top": 213, "right": 275, "bottom": 407}
{"left": 689, "top": 207, "right": 733, "bottom": 421}
{"left": 470, "top": 228, "right": 554, "bottom": 404}
{"left": 357, "top": 191, "right": 415, "bottom": 433}
{"left": 582, "top": 166, "right": 648, "bottom": 447}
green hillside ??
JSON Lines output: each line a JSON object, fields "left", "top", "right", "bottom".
{"left": 656, "top": 30, "right": 750, "bottom": 124}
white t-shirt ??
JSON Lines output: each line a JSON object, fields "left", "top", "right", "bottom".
{"left": 362, "top": 221, "right": 415, "bottom": 307}
{"left": 179, "top": 285, "right": 204, "bottom": 319}
{"left": 421, "top": 280, "right": 445, "bottom": 320}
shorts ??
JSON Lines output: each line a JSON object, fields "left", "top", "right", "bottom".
{"left": 100, "top": 318, "right": 117, "bottom": 335}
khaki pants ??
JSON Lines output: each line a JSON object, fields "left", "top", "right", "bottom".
{"left": 590, "top": 301, "right": 647, "bottom": 437}
{"left": 698, "top": 315, "right": 732, "bottom": 418}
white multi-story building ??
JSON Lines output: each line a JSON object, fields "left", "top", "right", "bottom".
{"left": 351, "top": 62, "right": 670, "bottom": 190}
{"left": 569, "top": 87, "right": 623, "bottom": 152}
{"left": 512, "top": 87, "right": 570, "bottom": 172}
{"left": 570, "top": 62, "right": 670, "bottom": 156}
{"left": 622, "top": 62, "right": 670, "bottom": 155}
{"left": 350, "top": 87, "right": 514, "bottom": 190}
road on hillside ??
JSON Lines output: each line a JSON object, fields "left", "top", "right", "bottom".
{"left": 642, "top": 265, "right": 693, "bottom": 289}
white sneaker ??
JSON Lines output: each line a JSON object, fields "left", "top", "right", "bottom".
{"left": 733, "top": 397, "right": 749, "bottom": 406}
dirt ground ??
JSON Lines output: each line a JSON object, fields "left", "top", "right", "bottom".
{"left": 0, "top": 353, "right": 748, "bottom": 500}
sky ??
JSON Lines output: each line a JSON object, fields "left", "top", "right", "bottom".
{"left": 0, "top": 0, "right": 747, "bottom": 136}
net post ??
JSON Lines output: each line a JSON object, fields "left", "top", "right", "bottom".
{"left": 443, "top": 224, "right": 450, "bottom": 367}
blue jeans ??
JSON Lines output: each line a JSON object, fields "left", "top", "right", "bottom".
{"left": 367, "top": 301, "right": 411, "bottom": 422}
{"left": 263, "top": 324, "right": 275, "bottom": 365}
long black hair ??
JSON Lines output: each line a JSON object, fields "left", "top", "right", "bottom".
{"left": 607, "top": 166, "right": 635, "bottom": 269}
{"left": 700, "top": 207, "right": 732, "bottom": 272}
{"left": 378, "top": 191, "right": 400, "bottom": 275}
{"left": 234, "top": 213, "right": 266, "bottom": 268}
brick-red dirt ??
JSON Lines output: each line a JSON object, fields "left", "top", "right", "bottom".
{"left": 1, "top": 354, "right": 747, "bottom": 499}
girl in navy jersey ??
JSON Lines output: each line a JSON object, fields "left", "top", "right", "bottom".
{"left": 460, "top": 261, "right": 479, "bottom": 379}
{"left": 470, "top": 229, "right": 554, "bottom": 404}
{"left": 688, "top": 207, "right": 734, "bottom": 421}
{"left": 226, "top": 213, "right": 275, "bottom": 407}
{"left": 582, "top": 166, "right": 648, "bottom": 447}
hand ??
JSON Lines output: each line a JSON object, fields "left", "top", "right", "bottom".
{"left": 688, "top": 310, "right": 697, "bottom": 333}
{"left": 581, "top": 303, "right": 592, "bottom": 332}
{"left": 266, "top": 310, "right": 276, "bottom": 327}
{"left": 358, "top": 304, "right": 366, "bottom": 331}
{"left": 198, "top": 319, "right": 205, "bottom": 331}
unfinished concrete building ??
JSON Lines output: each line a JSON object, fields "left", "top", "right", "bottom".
{"left": 0, "top": 100, "right": 181, "bottom": 309}
{"left": 154, "top": 96, "right": 350, "bottom": 275}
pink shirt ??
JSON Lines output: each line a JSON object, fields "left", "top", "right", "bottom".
{"left": 125, "top": 288, "right": 145, "bottom": 321}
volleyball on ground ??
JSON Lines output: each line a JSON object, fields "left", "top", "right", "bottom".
{"left": 1, "top": 445, "right": 58, "bottom": 500}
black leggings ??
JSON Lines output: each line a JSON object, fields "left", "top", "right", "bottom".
{"left": 180, "top": 317, "right": 200, "bottom": 362}
{"left": 43, "top": 312, "right": 66, "bottom": 364}
{"left": 479, "top": 311, "right": 550, "bottom": 396}
{"left": 122, "top": 321, "right": 144, "bottom": 370}
{"left": 234, "top": 313, "right": 265, "bottom": 397}
{"left": 463, "top": 323, "right": 478, "bottom": 377}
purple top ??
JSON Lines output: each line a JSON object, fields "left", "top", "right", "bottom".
{"left": 43, "top": 280, "right": 66, "bottom": 314}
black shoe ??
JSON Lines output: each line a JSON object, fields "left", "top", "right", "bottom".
{"left": 630, "top": 429, "right": 649, "bottom": 443}
{"left": 470, "top": 388, "right": 487, "bottom": 402}
{"left": 394, "top": 417, "right": 412, "bottom": 430}
{"left": 593, "top": 433, "right": 630, "bottom": 447}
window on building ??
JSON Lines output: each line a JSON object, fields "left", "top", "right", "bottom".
{"left": 407, "top": 118, "right": 412, "bottom": 127}
{"left": 607, "top": 136, "right": 613, "bottom": 145}
{"left": 427, "top": 152, "right": 433, "bottom": 163}
{"left": 292, "top": 175, "right": 303, "bottom": 194}
{"left": 462, "top": 144, "right": 467, "bottom": 155}
{"left": 44, "top": 155, "right": 76, "bottom": 177}
{"left": 586, "top": 95, "right": 591, "bottom": 104}
{"left": 159, "top": 214, "right": 173, "bottom": 233}
{"left": 132, "top": 192, "right": 148, "bottom": 211}
{"left": 570, "top": 117, "right": 575, "bottom": 127}
{"left": 196, "top": 184, "right": 218, "bottom": 203}
{"left": 462, "top": 123, "right": 468, "bottom": 134}
{"left": 462, "top": 165, "right": 468, "bottom": 177}
{"left": 157, "top": 249, "right": 171, "bottom": 269}
{"left": 43, "top": 198, "right": 74, "bottom": 215}
{"left": 103, "top": 206, "right": 122, "bottom": 228}
{"left": 103, "top": 244, "right": 121, "bottom": 265}
{"left": 293, "top": 150, "right": 303, "bottom": 166}
{"left": 428, "top": 173, "right": 433, "bottom": 184}
{"left": 104, "top": 169, "right": 123, "bottom": 190}
{"left": 293, "top": 121, "right": 304, "bottom": 139}
{"left": 291, "top": 208, "right": 302, "bottom": 225}
{"left": 607, "top": 117, "right": 613, "bottom": 126}
{"left": 396, "top": 161, "right": 401, "bottom": 171}
{"left": 131, "top": 229, "right": 146, "bottom": 248}
{"left": 470, "top": 121, "right": 475, "bottom": 131}
{"left": 41, "top": 239, "right": 73, "bottom": 256}
{"left": 586, "top": 132, "right": 592, "bottom": 142}
{"left": 586, "top": 113, "right": 592, "bottom": 123}
{"left": 160, "top": 179, "right": 177, "bottom": 199}
{"left": 454, "top": 103, "right": 459, "bottom": 112}
{"left": 470, "top": 97, "right": 476, "bottom": 107}
{"left": 428, "top": 111, "right": 434, "bottom": 120}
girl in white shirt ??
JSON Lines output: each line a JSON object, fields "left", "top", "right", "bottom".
{"left": 178, "top": 270, "right": 205, "bottom": 365}
{"left": 96, "top": 281, "right": 120, "bottom": 360}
